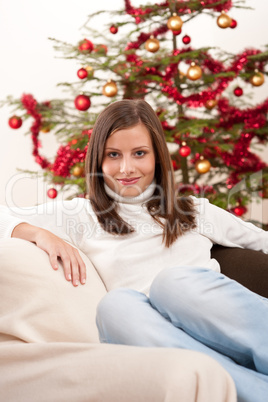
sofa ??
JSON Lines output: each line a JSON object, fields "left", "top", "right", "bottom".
{"left": 211, "top": 245, "right": 268, "bottom": 298}
{"left": 0, "top": 238, "right": 267, "bottom": 402}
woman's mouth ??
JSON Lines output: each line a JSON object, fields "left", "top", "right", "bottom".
{"left": 117, "top": 177, "right": 141, "bottom": 185}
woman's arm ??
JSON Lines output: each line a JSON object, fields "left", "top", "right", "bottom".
{"left": 194, "top": 197, "right": 268, "bottom": 253}
{"left": 0, "top": 198, "right": 89, "bottom": 241}
{"left": 0, "top": 198, "right": 93, "bottom": 285}
{"left": 11, "top": 223, "right": 86, "bottom": 286}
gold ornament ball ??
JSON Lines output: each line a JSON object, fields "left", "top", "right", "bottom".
{"left": 72, "top": 166, "right": 85, "bottom": 177}
{"left": 205, "top": 99, "right": 217, "bottom": 110}
{"left": 249, "top": 71, "right": 265, "bottom": 87}
{"left": 195, "top": 158, "right": 211, "bottom": 174}
{"left": 145, "top": 36, "right": 160, "bottom": 53}
{"left": 187, "top": 63, "right": 202, "bottom": 81}
{"left": 102, "top": 80, "right": 118, "bottom": 97}
{"left": 217, "top": 12, "right": 232, "bottom": 29}
{"left": 85, "top": 65, "right": 94, "bottom": 77}
{"left": 167, "top": 13, "right": 183, "bottom": 32}
{"left": 41, "top": 125, "right": 51, "bottom": 133}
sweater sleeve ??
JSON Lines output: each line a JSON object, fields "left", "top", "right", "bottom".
{"left": 192, "top": 197, "right": 268, "bottom": 254}
{"left": 0, "top": 198, "right": 94, "bottom": 249}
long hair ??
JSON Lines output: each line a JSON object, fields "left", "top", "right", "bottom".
{"left": 85, "top": 99, "right": 196, "bottom": 247}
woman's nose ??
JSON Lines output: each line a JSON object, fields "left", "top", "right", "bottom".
{"left": 120, "top": 156, "right": 136, "bottom": 175}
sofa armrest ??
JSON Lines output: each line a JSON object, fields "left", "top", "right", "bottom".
{"left": 211, "top": 245, "right": 268, "bottom": 298}
{"left": 0, "top": 238, "right": 107, "bottom": 343}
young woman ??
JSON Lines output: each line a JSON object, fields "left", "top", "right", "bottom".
{"left": 1, "top": 99, "right": 268, "bottom": 402}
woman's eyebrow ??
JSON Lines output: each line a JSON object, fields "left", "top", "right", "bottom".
{"left": 105, "top": 146, "right": 150, "bottom": 150}
{"left": 132, "top": 146, "right": 150, "bottom": 150}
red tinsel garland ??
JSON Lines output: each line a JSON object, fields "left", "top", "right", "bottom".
{"left": 51, "top": 144, "right": 87, "bottom": 177}
{"left": 20, "top": 94, "right": 88, "bottom": 177}
{"left": 217, "top": 97, "right": 268, "bottom": 129}
{"left": 21, "top": 94, "right": 51, "bottom": 169}
{"left": 124, "top": 0, "right": 232, "bottom": 20}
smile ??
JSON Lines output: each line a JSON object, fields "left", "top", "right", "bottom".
{"left": 117, "top": 177, "right": 141, "bottom": 185}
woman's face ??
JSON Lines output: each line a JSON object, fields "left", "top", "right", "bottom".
{"left": 102, "top": 122, "right": 156, "bottom": 198}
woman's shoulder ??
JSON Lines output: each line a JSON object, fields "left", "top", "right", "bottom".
{"left": 68, "top": 196, "right": 94, "bottom": 213}
{"left": 176, "top": 195, "right": 209, "bottom": 210}
{"left": 33, "top": 196, "right": 96, "bottom": 219}
{"left": 188, "top": 195, "right": 209, "bottom": 205}
{"left": 186, "top": 196, "right": 211, "bottom": 217}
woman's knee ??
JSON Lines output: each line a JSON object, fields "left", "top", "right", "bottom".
{"left": 96, "top": 288, "right": 146, "bottom": 343}
{"left": 148, "top": 266, "right": 226, "bottom": 322}
{"left": 150, "top": 266, "right": 206, "bottom": 303}
{"left": 97, "top": 289, "right": 134, "bottom": 321}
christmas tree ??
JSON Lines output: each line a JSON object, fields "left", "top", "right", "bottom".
{"left": 5, "top": 0, "right": 268, "bottom": 224}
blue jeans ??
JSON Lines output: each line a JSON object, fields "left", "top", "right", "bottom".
{"left": 96, "top": 267, "right": 268, "bottom": 402}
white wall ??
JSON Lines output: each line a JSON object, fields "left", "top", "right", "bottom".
{"left": 0, "top": 0, "right": 267, "bottom": 221}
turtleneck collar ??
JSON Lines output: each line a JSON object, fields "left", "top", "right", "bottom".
{"left": 104, "top": 180, "right": 156, "bottom": 204}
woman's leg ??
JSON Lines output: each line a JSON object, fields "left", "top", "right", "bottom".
{"left": 96, "top": 288, "right": 268, "bottom": 402}
{"left": 149, "top": 267, "right": 268, "bottom": 375}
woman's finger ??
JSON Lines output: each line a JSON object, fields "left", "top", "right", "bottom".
{"left": 49, "top": 252, "right": 59, "bottom": 271}
{"left": 69, "top": 257, "right": 80, "bottom": 287}
{"left": 74, "top": 249, "right": 87, "bottom": 285}
{"left": 59, "top": 252, "right": 72, "bottom": 282}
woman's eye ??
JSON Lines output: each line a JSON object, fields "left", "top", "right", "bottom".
{"left": 108, "top": 152, "right": 119, "bottom": 158}
{"left": 135, "top": 150, "right": 146, "bottom": 157}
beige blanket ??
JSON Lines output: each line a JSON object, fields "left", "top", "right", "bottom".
{"left": 0, "top": 238, "right": 236, "bottom": 401}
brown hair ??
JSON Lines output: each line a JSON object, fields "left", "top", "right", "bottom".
{"left": 85, "top": 99, "right": 196, "bottom": 247}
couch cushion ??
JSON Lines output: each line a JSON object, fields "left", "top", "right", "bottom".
{"left": 0, "top": 343, "right": 237, "bottom": 402}
{"left": 0, "top": 238, "right": 107, "bottom": 343}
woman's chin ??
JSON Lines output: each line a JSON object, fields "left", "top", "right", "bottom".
{"left": 118, "top": 185, "right": 143, "bottom": 198}
{"left": 105, "top": 178, "right": 145, "bottom": 198}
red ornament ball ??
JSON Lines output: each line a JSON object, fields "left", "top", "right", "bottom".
{"left": 172, "top": 29, "right": 181, "bottom": 36}
{"left": 78, "top": 39, "right": 94, "bottom": 52}
{"left": 47, "top": 188, "right": 58, "bottom": 199}
{"left": 179, "top": 145, "right": 191, "bottom": 157}
{"left": 232, "top": 205, "right": 247, "bottom": 216}
{"left": 74, "top": 94, "right": 91, "bottom": 111}
{"left": 234, "top": 86, "right": 243, "bottom": 97}
{"left": 8, "top": 115, "right": 22, "bottom": 129}
{"left": 77, "top": 68, "right": 88, "bottom": 79}
{"left": 230, "top": 19, "right": 237, "bottom": 29}
{"left": 110, "top": 25, "right": 118, "bottom": 34}
{"left": 182, "top": 35, "right": 191, "bottom": 44}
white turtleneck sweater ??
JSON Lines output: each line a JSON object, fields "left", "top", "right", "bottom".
{"left": 0, "top": 182, "right": 267, "bottom": 295}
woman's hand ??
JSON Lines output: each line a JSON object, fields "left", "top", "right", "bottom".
{"left": 12, "top": 223, "right": 86, "bottom": 286}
